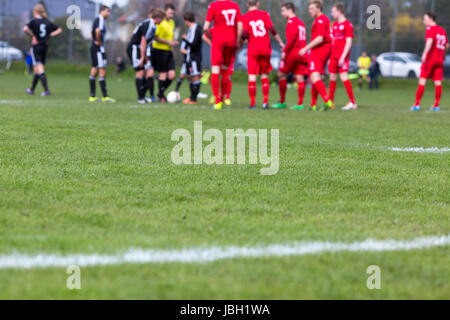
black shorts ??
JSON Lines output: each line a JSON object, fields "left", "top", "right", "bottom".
{"left": 31, "top": 44, "right": 48, "bottom": 65}
{"left": 151, "top": 48, "right": 175, "bottom": 72}
{"left": 184, "top": 58, "right": 202, "bottom": 77}
{"left": 90, "top": 44, "right": 107, "bottom": 68}
{"left": 127, "top": 43, "right": 144, "bottom": 71}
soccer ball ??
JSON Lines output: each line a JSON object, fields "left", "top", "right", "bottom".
{"left": 167, "top": 91, "right": 180, "bottom": 103}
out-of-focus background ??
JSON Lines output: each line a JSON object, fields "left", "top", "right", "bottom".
{"left": 0, "top": 0, "right": 449, "bottom": 77}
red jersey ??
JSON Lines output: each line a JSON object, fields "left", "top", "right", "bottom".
{"left": 331, "top": 20, "right": 353, "bottom": 58}
{"left": 242, "top": 10, "right": 274, "bottom": 56}
{"left": 205, "top": 0, "right": 241, "bottom": 46}
{"left": 311, "top": 14, "right": 332, "bottom": 50}
{"left": 425, "top": 25, "right": 448, "bottom": 63}
{"left": 283, "top": 16, "right": 307, "bottom": 56}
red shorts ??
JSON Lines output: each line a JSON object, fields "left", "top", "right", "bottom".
{"left": 328, "top": 55, "right": 350, "bottom": 74}
{"left": 279, "top": 53, "right": 309, "bottom": 75}
{"left": 309, "top": 45, "right": 332, "bottom": 74}
{"left": 420, "top": 60, "right": 444, "bottom": 81}
{"left": 211, "top": 42, "right": 236, "bottom": 68}
{"left": 247, "top": 54, "right": 272, "bottom": 75}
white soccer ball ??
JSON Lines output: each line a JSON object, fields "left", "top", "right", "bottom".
{"left": 167, "top": 91, "right": 180, "bottom": 103}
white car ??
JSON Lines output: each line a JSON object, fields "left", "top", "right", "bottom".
{"left": 0, "top": 41, "right": 23, "bottom": 61}
{"left": 378, "top": 52, "right": 422, "bottom": 78}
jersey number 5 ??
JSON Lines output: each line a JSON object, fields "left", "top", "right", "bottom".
{"left": 250, "top": 20, "right": 266, "bottom": 37}
{"left": 222, "top": 9, "right": 237, "bottom": 26}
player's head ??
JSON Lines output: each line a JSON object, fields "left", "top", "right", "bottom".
{"left": 152, "top": 9, "right": 166, "bottom": 25}
{"left": 423, "top": 12, "right": 437, "bottom": 27}
{"left": 361, "top": 51, "right": 367, "bottom": 57}
{"left": 371, "top": 55, "right": 377, "bottom": 61}
{"left": 308, "top": 0, "right": 323, "bottom": 18}
{"left": 247, "top": 0, "right": 260, "bottom": 9}
{"left": 184, "top": 12, "right": 195, "bottom": 27}
{"left": 99, "top": 5, "right": 111, "bottom": 19}
{"left": 281, "top": 2, "right": 295, "bottom": 19}
{"left": 331, "top": 2, "right": 345, "bottom": 20}
{"left": 164, "top": 3, "right": 175, "bottom": 20}
{"left": 33, "top": 3, "right": 48, "bottom": 19}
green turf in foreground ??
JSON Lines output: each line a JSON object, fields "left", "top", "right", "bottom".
{"left": 0, "top": 69, "right": 449, "bottom": 299}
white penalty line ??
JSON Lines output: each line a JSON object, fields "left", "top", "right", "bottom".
{"left": 0, "top": 235, "right": 449, "bottom": 269}
{"left": 389, "top": 147, "right": 450, "bottom": 154}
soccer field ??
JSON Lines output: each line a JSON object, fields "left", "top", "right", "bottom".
{"left": 0, "top": 65, "right": 449, "bottom": 299}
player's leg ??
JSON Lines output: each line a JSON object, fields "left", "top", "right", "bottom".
{"left": 188, "top": 75, "right": 201, "bottom": 104}
{"left": 176, "top": 63, "right": 187, "bottom": 93}
{"left": 328, "top": 57, "right": 338, "bottom": 103}
{"left": 271, "top": 70, "right": 287, "bottom": 109}
{"left": 309, "top": 52, "right": 333, "bottom": 110}
{"left": 135, "top": 69, "right": 146, "bottom": 103}
{"left": 340, "top": 72, "right": 357, "bottom": 110}
{"left": 145, "top": 68, "right": 155, "bottom": 102}
{"left": 432, "top": 80, "right": 442, "bottom": 111}
{"left": 412, "top": 64, "right": 428, "bottom": 111}
{"left": 165, "top": 52, "right": 176, "bottom": 92}
{"left": 224, "top": 59, "right": 234, "bottom": 105}
{"left": 97, "top": 48, "right": 114, "bottom": 102}
{"left": 183, "top": 61, "right": 201, "bottom": 104}
{"left": 289, "top": 74, "right": 305, "bottom": 110}
{"left": 261, "top": 74, "right": 270, "bottom": 110}
{"left": 89, "top": 67, "right": 98, "bottom": 101}
{"left": 210, "top": 42, "right": 223, "bottom": 109}
{"left": 248, "top": 74, "right": 257, "bottom": 109}
{"left": 220, "top": 47, "right": 235, "bottom": 105}
{"left": 311, "top": 72, "right": 332, "bottom": 110}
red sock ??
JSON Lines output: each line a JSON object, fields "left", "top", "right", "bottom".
{"left": 415, "top": 84, "right": 425, "bottom": 106}
{"left": 329, "top": 80, "right": 337, "bottom": 102}
{"left": 226, "top": 78, "right": 232, "bottom": 98}
{"left": 313, "top": 80, "right": 330, "bottom": 103}
{"left": 434, "top": 85, "right": 442, "bottom": 107}
{"left": 262, "top": 78, "right": 270, "bottom": 104}
{"left": 220, "top": 70, "right": 229, "bottom": 101}
{"left": 248, "top": 81, "right": 256, "bottom": 106}
{"left": 279, "top": 79, "right": 287, "bottom": 103}
{"left": 297, "top": 82, "right": 305, "bottom": 105}
{"left": 311, "top": 85, "right": 318, "bottom": 106}
{"left": 211, "top": 73, "right": 220, "bottom": 104}
{"left": 343, "top": 80, "right": 355, "bottom": 104}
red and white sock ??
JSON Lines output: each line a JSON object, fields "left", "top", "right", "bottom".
{"left": 329, "top": 80, "right": 337, "bottom": 102}
{"left": 314, "top": 80, "right": 330, "bottom": 103}
{"left": 434, "top": 85, "right": 442, "bottom": 107}
{"left": 248, "top": 81, "right": 256, "bottom": 106}
{"left": 211, "top": 73, "right": 220, "bottom": 104}
{"left": 279, "top": 79, "right": 287, "bottom": 103}
{"left": 415, "top": 84, "right": 425, "bottom": 106}
{"left": 262, "top": 78, "right": 270, "bottom": 104}
{"left": 297, "top": 81, "right": 305, "bottom": 105}
{"left": 343, "top": 80, "right": 355, "bottom": 104}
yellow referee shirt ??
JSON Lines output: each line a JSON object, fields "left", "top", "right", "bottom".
{"left": 153, "top": 19, "right": 175, "bottom": 51}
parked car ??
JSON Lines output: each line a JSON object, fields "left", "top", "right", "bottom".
{"left": 0, "top": 41, "right": 23, "bottom": 61}
{"left": 235, "top": 46, "right": 282, "bottom": 71}
{"left": 377, "top": 52, "right": 421, "bottom": 78}
{"left": 444, "top": 55, "right": 450, "bottom": 79}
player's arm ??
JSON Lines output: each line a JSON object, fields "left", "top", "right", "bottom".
{"left": 339, "top": 37, "right": 352, "bottom": 66}
{"left": 269, "top": 27, "right": 284, "bottom": 49}
{"left": 95, "top": 28, "right": 102, "bottom": 46}
{"left": 236, "top": 21, "right": 243, "bottom": 49}
{"left": 154, "top": 36, "right": 178, "bottom": 47}
{"left": 140, "top": 35, "right": 147, "bottom": 66}
{"left": 50, "top": 27, "right": 63, "bottom": 38}
{"left": 421, "top": 38, "right": 433, "bottom": 63}
{"left": 202, "top": 33, "right": 211, "bottom": 46}
{"left": 283, "top": 25, "right": 297, "bottom": 58}
{"left": 300, "top": 36, "right": 323, "bottom": 56}
{"left": 23, "top": 24, "right": 38, "bottom": 46}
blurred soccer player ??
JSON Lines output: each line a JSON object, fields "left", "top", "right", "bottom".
{"left": 272, "top": 2, "right": 308, "bottom": 110}
{"left": 241, "top": 1, "right": 283, "bottom": 109}
{"left": 300, "top": 0, "right": 333, "bottom": 111}
{"left": 152, "top": 4, "right": 178, "bottom": 102}
{"left": 204, "top": 0, "right": 243, "bottom": 110}
{"left": 412, "top": 12, "right": 449, "bottom": 112}
{"left": 89, "top": 5, "right": 115, "bottom": 102}
{"left": 24, "top": 4, "right": 62, "bottom": 96}
{"left": 329, "top": 2, "right": 357, "bottom": 111}
{"left": 127, "top": 9, "right": 163, "bottom": 103}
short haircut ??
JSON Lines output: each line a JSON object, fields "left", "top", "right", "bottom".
{"left": 152, "top": 9, "right": 166, "bottom": 20}
{"left": 165, "top": 3, "right": 175, "bottom": 11}
{"left": 247, "top": 0, "right": 259, "bottom": 6}
{"left": 425, "top": 11, "right": 436, "bottom": 21}
{"left": 309, "top": 0, "right": 323, "bottom": 10}
{"left": 281, "top": 2, "right": 295, "bottom": 12}
{"left": 333, "top": 2, "right": 345, "bottom": 14}
{"left": 184, "top": 12, "right": 195, "bottom": 22}
{"left": 100, "top": 5, "right": 110, "bottom": 12}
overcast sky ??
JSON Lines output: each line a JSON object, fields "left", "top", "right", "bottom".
{"left": 91, "top": 0, "right": 130, "bottom": 7}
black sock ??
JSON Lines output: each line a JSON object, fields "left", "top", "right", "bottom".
{"left": 39, "top": 73, "right": 49, "bottom": 91}
{"left": 158, "top": 79, "right": 166, "bottom": 98}
{"left": 31, "top": 74, "right": 39, "bottom": 91}
{"left": 135, "top": 78, "right": 145, "bottom": 100}
{"left": 190, "top": 81, "right": 201, "bottom": 102}
{"left": 165, "top": 79, "right": 173, "bottom": 91}
{"left": 146, "top": 77, "right": 154, "bottom": 97}
{"left": 175, "top": 78, "right": 184, "bottom": 92}
{"left": 99, "top": 77, "right": 108, "bottom": 97}
{"left": 89, "top": 76, "right": 96, "bottom": 97}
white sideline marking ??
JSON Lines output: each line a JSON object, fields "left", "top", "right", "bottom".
{"left": 0, "top": 235, "right": 449, "bottom": 269}
{"left": 389, "top": 147, "right": 450, "bottom": 154}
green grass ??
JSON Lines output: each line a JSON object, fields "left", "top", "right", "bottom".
{"left": 0, "top": 64, "right": 449, "bottom": 299}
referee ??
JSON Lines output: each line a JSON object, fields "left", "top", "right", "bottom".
{"left": 151, "top": 3, "right": 179, "bottom": 102}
